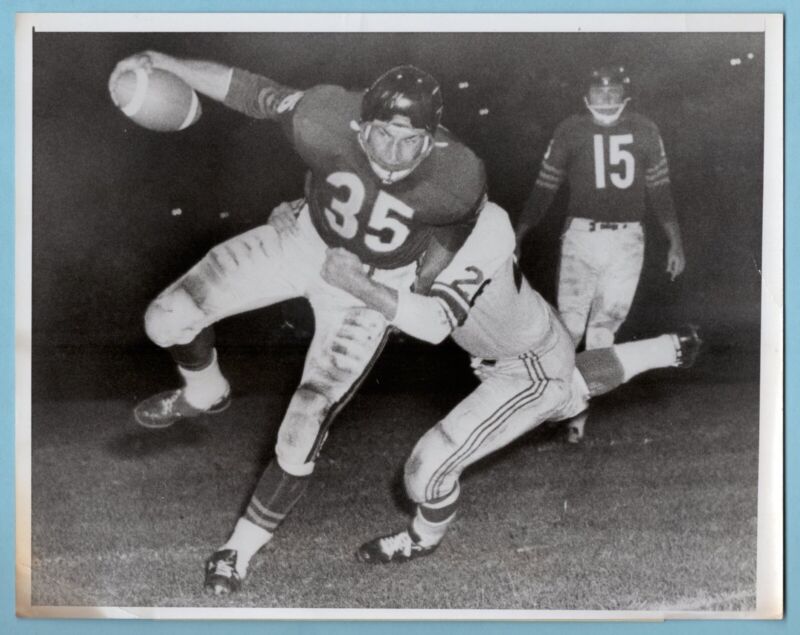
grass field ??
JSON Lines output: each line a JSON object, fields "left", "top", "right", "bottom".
{"left": 29, "top": 338, "right": 760, "bottom": 611}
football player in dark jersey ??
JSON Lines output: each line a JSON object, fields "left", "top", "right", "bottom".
{"left": 515, "top": 66, "right": 686, "bottom": 443}
{"left": 109, "top": 51, "right": 486, "bottom": 595}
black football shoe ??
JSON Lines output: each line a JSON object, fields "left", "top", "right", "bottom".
{"left": 674, "top": 324, "right": 702, "bottom": 368}
{"left": 204, "top": 549, "right": 242, "bottom": 596}
{"left": 356, "top": 529, "right": 438, "bottom": 564}
{"left": 133, "top": 388, "right": 230, "bottom": 429}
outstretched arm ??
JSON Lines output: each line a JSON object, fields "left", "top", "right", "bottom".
{"left": 321, "top": 202, "right": 516, "bottom": 345}
{"left": 109, "top": 51, "right": 235, "bottom": 103}
{"left": 109, "top": 50, "right": 304, "bottom": 121}
{"left": 321, "top": 248, "right": 453, "bottom": 344}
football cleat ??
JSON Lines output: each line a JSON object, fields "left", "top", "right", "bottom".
{"left": 204, "top": 549, "right": 242, "bottom": 596}
{"left": 566, "top": 422, "right": 584, "bottom": 444}
{"left": 674, "top": 324, "right": 702, "bottom": 368}
{"left": 133, "top": 388, "right": 231, "bottom": 429}
{"left": 356, "top": 528, "right": 438, "bottom": 564}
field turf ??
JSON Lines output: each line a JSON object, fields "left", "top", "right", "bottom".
{"left": 29, "top": 337, "right": 760, "bottom": 611}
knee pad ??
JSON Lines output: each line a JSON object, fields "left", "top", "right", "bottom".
{"left": 143, "top": 287, "right": 207, "bottom": 347}
{"left": 404, "top": 423, "right": 452, "bottom": 503}
{"left": 275, "top": 384, "right": 333, "bottom": 477}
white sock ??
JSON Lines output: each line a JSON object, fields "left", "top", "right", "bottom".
{"left": 613, "top": 334, "right": 679, "bottom": 382}
{"left": 179, "top": 349, "right": 229, "bottom": 409}
{"left": 221, "top": 517, "right": 273, "bottom": 577}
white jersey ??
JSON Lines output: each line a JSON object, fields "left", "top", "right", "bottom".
{"left": 393, "top": 202, "right": 565, "bottom": 360}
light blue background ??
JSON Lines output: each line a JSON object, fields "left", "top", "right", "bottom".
{"left": 2, "top": 1, "right": 794, "bottom": 633}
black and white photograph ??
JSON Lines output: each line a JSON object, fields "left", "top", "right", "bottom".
{"left": 16, "top": 13, "right": 782, "bottom": 619}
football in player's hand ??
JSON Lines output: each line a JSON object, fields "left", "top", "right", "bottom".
{"left": 109, "top": 68, "right": 202, "bottom": 132}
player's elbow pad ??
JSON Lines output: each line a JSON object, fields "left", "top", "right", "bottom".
{"left": 391, "top": 290, "right": 452, "bottom": 344}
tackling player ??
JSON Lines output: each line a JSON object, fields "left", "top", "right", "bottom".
{"left": 320, "top": 201, "right": 700, "bottom": 563}
{"left": 109, "top": 51, "right": 486, "bottom": 595}
{"left": 515, "top": 66, "right": 687, "bottom": 443}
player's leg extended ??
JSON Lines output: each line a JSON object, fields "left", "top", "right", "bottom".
{"left": 135, "top": 222, "right": 306, "bottom": 428}
{"left": 584, "top": 226, "right": 644, "bottom": 350}
{"left": 206, "top": 304, "right": 391, "bottom": 593}
{"left": 557, "top": 226, "right": 600, "bottom": 348}
{"left": 575, "top": 325, "right": 703, "bottom": 400}
{"left": 358, "top": 348, "right": 573, "bottom": 564}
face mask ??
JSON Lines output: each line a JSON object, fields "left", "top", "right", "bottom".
{"left": 357, "top": 121, "right": 432, "bottom": 184}
{"left": 584, "top": 96, "right": 631, "bottom": 126}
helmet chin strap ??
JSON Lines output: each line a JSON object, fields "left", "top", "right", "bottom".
{"left": 584, "top": 97, "right": 631, "bottom": 125}
{"left": 356, "top": 122, "right": 432, "bottom": 184}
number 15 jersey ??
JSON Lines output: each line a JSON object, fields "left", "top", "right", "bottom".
{"left": 538, "top": 112, "right": 670, "bottom": 223}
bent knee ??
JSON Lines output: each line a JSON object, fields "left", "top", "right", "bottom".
{"left": 404, "top": 423, "right": 454, "bottom": 502}
{"left": 143, "top": 288, "right": 206, "bottom": 347}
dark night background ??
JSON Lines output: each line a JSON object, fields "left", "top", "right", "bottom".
{"left": 31, "top": 32, "right": 764, "bottom": 396}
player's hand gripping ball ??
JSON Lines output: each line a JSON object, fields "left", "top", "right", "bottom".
{"left": 109, "top": 60, "right": 202, "bottom": 132}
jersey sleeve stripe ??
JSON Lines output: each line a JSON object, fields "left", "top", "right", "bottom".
{"left": 646, "top": 167, "right": 670, "bottom": 181}
{"left": 646, "top": 176, "right": 671, "bottom": 188}
{"left": 542, "top": 160, "right": 566, "bottom": 176}
{"left": 537, "top": 169, "right": 562, "bottom": 184}
{"left": 646, "top": 158, "right": 669, "bottom": 174}
{"left": 431, "top": 281, "right": 471, "bottom": 312}
{"left": 430, "top": 286, "right": 469, "bottom": 327}
{"left": 535, "top": 178, "right": 560, "bottom": 191}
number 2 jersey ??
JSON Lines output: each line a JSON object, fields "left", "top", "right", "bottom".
{"left": 394, "top": 202, "right": 568, "bottom": 360}
{"left": 224, "top": 68, "right": 487, "bottom": 270}
{"left": 537, "top": 112, "right": 672, "bottom": 223}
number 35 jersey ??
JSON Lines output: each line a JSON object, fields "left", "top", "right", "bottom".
{"left": 224, "top": 71, "right": 485, "bottom": 269}
{"left": 290, "top": 85, "right": 487, "bottom": 269}
{"left": 539, "top": 112, "right": 670, "bottom": 223}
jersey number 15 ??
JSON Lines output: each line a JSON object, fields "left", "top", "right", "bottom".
{"left": 593, "top": 134, "right": 635, "bottom": 190}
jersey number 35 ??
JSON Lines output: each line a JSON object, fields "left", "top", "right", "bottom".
{"left": 324, "top": 171, "right": 414, "bottom": 253}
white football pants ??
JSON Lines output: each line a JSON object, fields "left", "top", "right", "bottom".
{"left": 404, "top": 317, "right": 585, "bottom": 504}
{"left": 146, "top": 203, "right": 417, "bottom": 475}
{"left": 557, "top": 218, "right": 645, "bottom": 350}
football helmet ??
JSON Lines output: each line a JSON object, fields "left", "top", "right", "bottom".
{"left": 358, "top": 65, "right": 443, "bottom": 183}
{"left": 584, "top": 66, "right": 631, "bottom": 126}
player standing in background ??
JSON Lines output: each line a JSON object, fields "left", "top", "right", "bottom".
{"left": 514, "top": 66, "right": 687, "bottom": 443}
{"left": 109, "top": 51, "right": 486, "bottom": 595}
{"left": 320, "top": 201, "right": 700, "bottom": 563}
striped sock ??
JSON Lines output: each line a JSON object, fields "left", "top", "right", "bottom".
{"left": 244, "top": 460, "right": 311, "bottom": 534}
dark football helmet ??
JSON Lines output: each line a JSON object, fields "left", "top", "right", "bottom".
{"left": 358, "top": 65, "right": 443, "bottom": 183}
{"left": 585, "top": 66, "right": 631, "bottom": 125}
{"left": 361, "top": 65, "right": 443, "bottom": 133}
